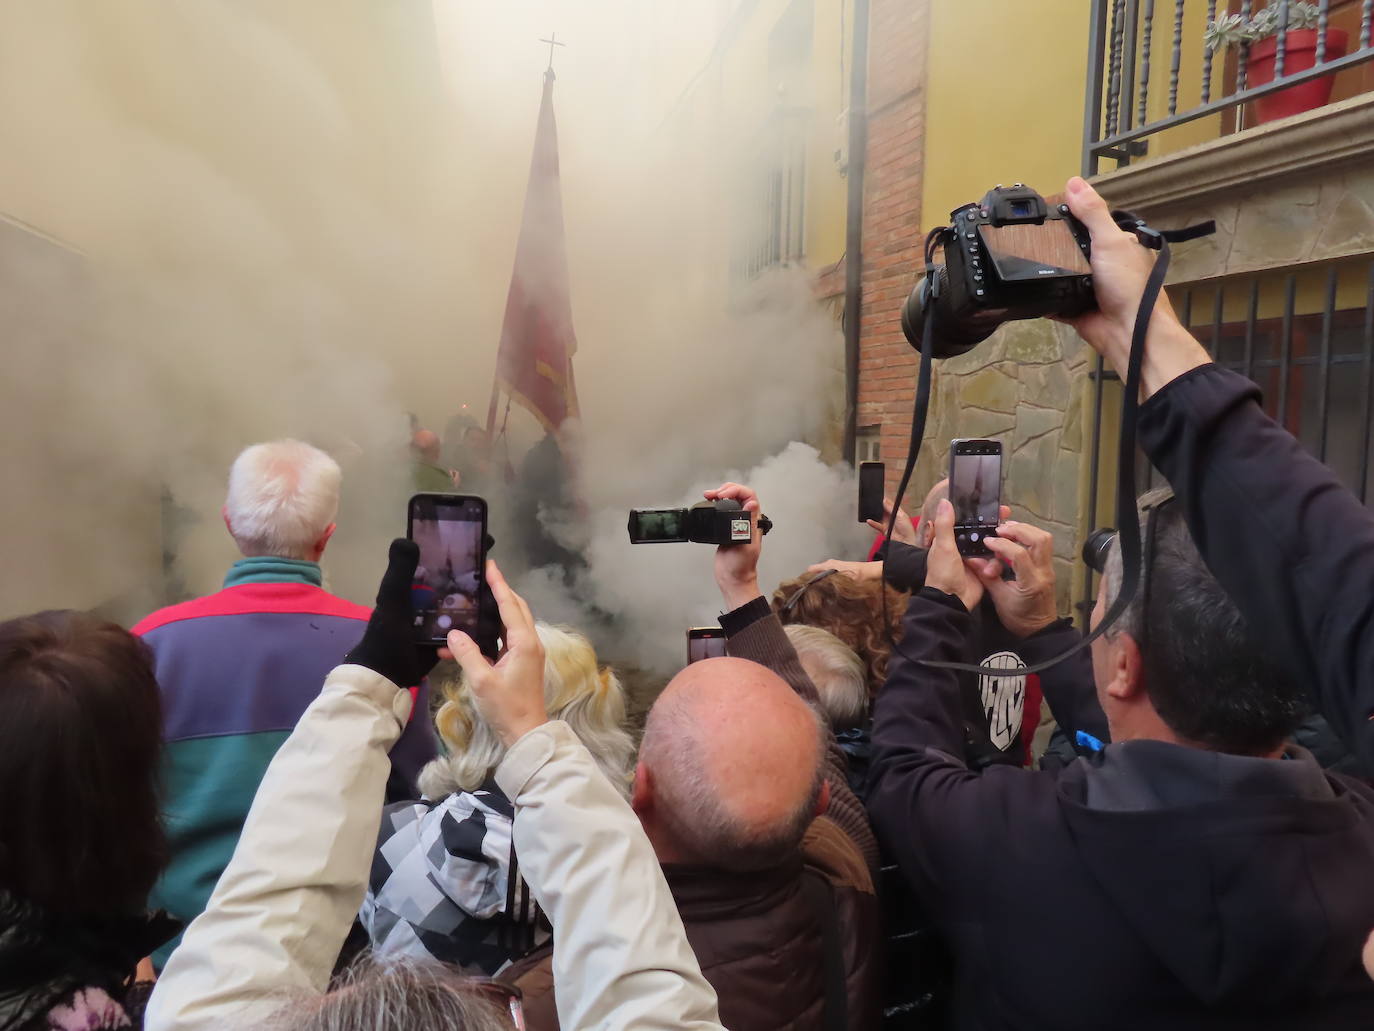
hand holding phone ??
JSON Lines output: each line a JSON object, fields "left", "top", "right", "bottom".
{"left": 407, "top": 494, "right": 493, "bottom": 648}
{"left": 948, "top": 439, "right": 1003, "bottom": 556}
{"left": 858, "top": 462, "right": 885, "bottom": 524}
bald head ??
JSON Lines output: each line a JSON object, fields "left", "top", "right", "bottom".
{"left": 412, "top": 429, "right": 441, "bottom": 463}
{"left": 636, "top": 657, "right": 825, "bottom": 871}
{"left": 918, "top": 477, "right": 949, "bottom": 547}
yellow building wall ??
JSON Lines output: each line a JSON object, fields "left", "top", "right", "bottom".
{"left": 707, "top": 0, "right": 851, "bottom": 274}
{"left": 921, "top": 0, "right": 1225, "bottom": 212}
{"left": 921, "top": 0, "right": 1088, "bottom": 228}
{"left": 803, "top": 0, "right": 851, "bottom": 270}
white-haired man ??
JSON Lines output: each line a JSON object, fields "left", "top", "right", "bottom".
{"left": 134, "top": 439, "right": 436, "bottom": 968}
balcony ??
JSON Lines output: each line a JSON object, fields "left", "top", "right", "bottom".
{"left": 1083, "top": 0, "right": 1374, "bottom": 175}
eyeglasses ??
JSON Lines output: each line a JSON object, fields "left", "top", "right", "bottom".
{"left": 467, "top": 978, "right": 525, "bottom": 1029}
{"left": 781, "top": 568, "right": 839, "bottom": 614}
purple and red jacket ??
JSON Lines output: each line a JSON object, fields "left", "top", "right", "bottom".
{"left": 132, "top": 556, "right": 437, "bottom": 966}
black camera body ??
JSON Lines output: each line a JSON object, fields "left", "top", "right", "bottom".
{"left": 902, "top": 184, "right": 1097, "bottom": 359}
{"left": 627, "top": 498, "right": 772, "bottom": 546}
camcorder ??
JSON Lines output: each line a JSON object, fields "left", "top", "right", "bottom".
{"left": 627, "top": 498, "right": 774, "bottom": 546}
{"left": 902, "top": 184, "right": 1096, "bottom": 360}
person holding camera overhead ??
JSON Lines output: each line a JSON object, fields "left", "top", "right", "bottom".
{"left": 866, "top": 177, "right": 1374, "bottom": 1028}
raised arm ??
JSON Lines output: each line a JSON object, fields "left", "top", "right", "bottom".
{"left": 1064, "top": 175, "right": 1374, "bottom": 763}
{"left": 867, "top": 500, "right": 1027, "bottom": 899}
{"left": 448, "top": 562, "right": 724, "bottom": 1031}
{"left": 705, "top": 481, "right": 880, "bottom": 872}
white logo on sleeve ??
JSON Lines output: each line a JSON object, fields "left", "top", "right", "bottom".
{"left": 979, "top": 651, "right": 1027, "bottom": 753}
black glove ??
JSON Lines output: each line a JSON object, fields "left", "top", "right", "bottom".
{"left": 344, "top": 538, "right": 440, "bottom": 687}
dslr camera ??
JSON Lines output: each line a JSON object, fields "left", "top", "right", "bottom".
{"left": 627, "top": 498, "right": 773, "bottom": 546}
{"left": 902, "top": 184, "right": 1096, "bottom": 358}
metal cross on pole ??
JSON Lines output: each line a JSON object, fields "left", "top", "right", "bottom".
{"left": 539, "top": 32, "right": 565, "bottom": 72}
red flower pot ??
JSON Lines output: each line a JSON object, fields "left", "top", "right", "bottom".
{"left": 1247, "top": 28, "right": 1350, "bottom": 124}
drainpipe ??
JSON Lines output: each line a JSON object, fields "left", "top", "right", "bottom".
{"left": 841, "top": 0, "right": 869, "bottom": 464}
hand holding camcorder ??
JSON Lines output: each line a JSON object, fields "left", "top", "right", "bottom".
{"left": 627, "top": 497, "right": 773, "bottom": 546}
{"left": 705, "top": 482, "right": 768, "bottom": 612}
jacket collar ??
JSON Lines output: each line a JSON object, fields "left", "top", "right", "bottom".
{"left": 1082, "top": 739, "right": 1335, "bottom": 812}
{"left": 223, "top": 556, "right": 323, "bottom": 589}
{"left": 661, "top": 856, "right": 805, "bottom": 920}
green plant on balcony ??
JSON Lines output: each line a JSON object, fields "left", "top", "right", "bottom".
{"left": 1204, "top": 3, "right": 1322, "bottom": 50}
{"left": 1203, "top": 2, "right": 1348, "bottom": 123}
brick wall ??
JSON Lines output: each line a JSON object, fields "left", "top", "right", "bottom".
{"left": 855, "top": 0, "right": 929, "bottom": 482}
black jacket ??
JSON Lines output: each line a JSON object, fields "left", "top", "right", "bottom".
{"left": 881, "top": 542, "right": 1048, "bottom": 766}
{"left": 1138, "top": 363, "right": 1374, "bottom": 769}
{"left": 868, "top": 588, "right": 1374, "bottom": 1028}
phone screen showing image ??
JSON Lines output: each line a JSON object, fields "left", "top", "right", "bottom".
{"left": 407, "top": 494, "right": 488, "bottom": 645}
{"left": 949, "top": 440, "right": 1003, "bottom": 555}
{"left": 687, "top": 628, "right": 727, "bottom": 664}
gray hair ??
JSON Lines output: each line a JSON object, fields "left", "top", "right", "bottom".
{"left": 420, "top": 624, "right": 635, "bottom": 800}
{"left": 638, "top": 686, "right": 825, "bottom": 872}
{"left": 1099, "top": 486, "right": 1304, "bottom": 755}
{"left": 785, "top": 624, "right": 867, "bottom": 730}
{"left": 224, "top": 439, "right": 341, "bottom": 559}
{"left": 267, "top": 958, "right": 510, "bottom": 1031}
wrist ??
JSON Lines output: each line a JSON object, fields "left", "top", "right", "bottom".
{"left": 1141, "top": 317, "right": 1211, "bottom": 399}
{"left": 719, "top": 576, "right": 761, "bottom": 611}
{"left": 1012, "top": 613, "right": 1059, "bottom": 640}
{"left": 501, "top": 714, "right": 550, "bottom": 749}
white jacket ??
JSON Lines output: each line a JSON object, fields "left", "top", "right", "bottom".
{"left": 145, "top": 663, "right": 724, "bottom": 1031}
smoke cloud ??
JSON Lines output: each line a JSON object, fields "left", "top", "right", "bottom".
{"left": 0, "top": 1, "right": 872, "bottom": 676}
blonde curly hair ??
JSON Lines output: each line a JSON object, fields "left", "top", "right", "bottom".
{"left": 418, "top": 624, "right": 635, "bottom": 800}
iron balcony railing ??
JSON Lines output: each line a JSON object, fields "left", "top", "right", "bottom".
{"left": 1083, "top": 0, "right": 1374, "bottom": 174}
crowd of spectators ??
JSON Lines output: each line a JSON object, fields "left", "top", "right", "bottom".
{"left": 5, "top": 175, "right": 1374, "bottom": 1030}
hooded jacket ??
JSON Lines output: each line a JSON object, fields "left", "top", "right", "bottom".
{"left": 868, "top": 587, "right": 1374, "bottom": 1029}
{"left": 359, "top": 780, "right": 547, "bottom": 972}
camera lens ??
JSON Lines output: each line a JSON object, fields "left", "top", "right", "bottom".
{"left": 1081, "top": 528, "right": 1118, "bottom": 573}
{"left": 901, "top": 266, "right": 999, "bottom": 359}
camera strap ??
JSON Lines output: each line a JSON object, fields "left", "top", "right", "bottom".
{"left": 885, "top": 226, "right": 1176, "bottom": 678}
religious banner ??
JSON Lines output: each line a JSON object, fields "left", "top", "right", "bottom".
{"left": 486, "top": 63, "right": 580, "bottom": 442}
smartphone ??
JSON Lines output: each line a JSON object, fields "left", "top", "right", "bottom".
{"left": 858, "top": 461, "right": 885, "bottom": 524}
{"left": 948, "top": 439, "right": 1003, "bottom": 556}
{"left": 687, "top": 627, "right": 727, "bottom": 664}
{"left": 406, "top": 493, "right": 489, "bottom": 645}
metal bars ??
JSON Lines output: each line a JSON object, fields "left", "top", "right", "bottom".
{"left": 1106, "top": 0, "right": 1125, "bottom": 138}
{"left": 1275, "top": 0, "right": 1291, "bottom": 80}
{"left": 1202, "top": 0, "right": 1218, "bottom": 103}
{"left": 1168, "top": 0, "right": 1185, "bottom": 114}
{"left": 1362, "top": 265, "right": 1374, "bottom": 502}
{"left": 1238, "top": 0, "right": 1253, "bottom": 92}
{"left": 1139, "top": 0, "right": 1157, "bottom": 124}
{"left": 1085, "top": 0, "right": 1374, "bottom": 173}
{"left": 1079, "top": 260, "right": 1374, "bottom": 617}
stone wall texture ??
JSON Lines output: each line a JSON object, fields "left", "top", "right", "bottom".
{"left": 1149, "top": 164, "right": 1374, "bottom": 285}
